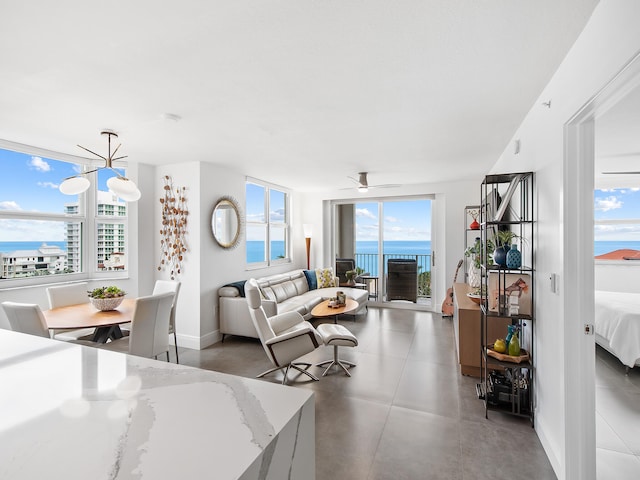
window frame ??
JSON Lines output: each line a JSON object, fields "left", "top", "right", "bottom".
{"left": 0, "top": 139, "right": 130, "bottom": 289}
{"left": 245, "top": 177, "right": 291, "bottom": 269}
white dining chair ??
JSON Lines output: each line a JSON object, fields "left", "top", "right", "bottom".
{"left": 46, "top": 282, "right": 96, "bottom": 341}
{"left": 1, "top": 302, "right": 51, "bottom": 338}
{"left": 120, "top": 280, "right": 182, "bottom": 362}
{"left": 152, "top": 280, "right": 181, "bottom": 363}
{"left": 99, "top": 292, "right": 175, "bottom": 361}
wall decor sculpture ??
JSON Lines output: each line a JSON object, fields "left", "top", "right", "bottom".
{"left": 158, "top": 175, "right": 189, "bottom": 279}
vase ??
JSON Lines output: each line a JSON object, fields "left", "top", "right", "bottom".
{"left": 493, "top": 245, "right": 509, "bottom": 267}
{"left": 509, "top": 330, "right": 521, "bottom": 356}
{"left": 506, "top": 244, "right": 522, "bottom": 269}
{"left": 469, "top": 219, "right": 480, "bottom": 230}
{"left": 468, "top": 265, "right": 481, "bottom": 288}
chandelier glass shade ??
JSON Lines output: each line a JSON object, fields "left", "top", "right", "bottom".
{"left": 59, "top": 130, "right": 141, "bottom": 201}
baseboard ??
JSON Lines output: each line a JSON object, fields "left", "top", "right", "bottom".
{"left": 535, "top": 412, "right": 562, "bottom": 480}
{"left": 174, "top": 330, "right": 222, "bottom": 350}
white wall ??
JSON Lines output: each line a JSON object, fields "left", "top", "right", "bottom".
{"left": 489, "top": 1, "right": 640, "bottom": 478}
{"left": 152, "top": 161, "right": 307, "bottom": 349}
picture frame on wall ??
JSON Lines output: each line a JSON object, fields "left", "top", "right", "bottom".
{"left": 488, "top": 272, "right": 532, "bottom": 315}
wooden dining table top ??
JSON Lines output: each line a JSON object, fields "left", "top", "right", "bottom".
{"left": 42, "top": 298, "right": 136, "bottom": 330}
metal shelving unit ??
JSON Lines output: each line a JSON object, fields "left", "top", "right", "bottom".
{"left": 477, "top": 172, "right": 535, "bottom": 425}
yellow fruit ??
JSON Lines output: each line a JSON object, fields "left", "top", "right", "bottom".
{"left": 493, "top": 338, "right": 507, "bottom": 353}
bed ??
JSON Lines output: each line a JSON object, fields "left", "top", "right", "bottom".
{"left": 594, "top": 290, "right": 640, "bottom": 369}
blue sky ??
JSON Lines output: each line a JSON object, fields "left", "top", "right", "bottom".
{"left": 594, "top": 188, "right": 640, "bottom": 241}
{"left": 356, "top": 199, "right": 431, "bottom": 242}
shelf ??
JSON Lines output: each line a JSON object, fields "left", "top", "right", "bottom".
{"left": 483, "top": 350, "right": 533, "bottom": 369}
{"left": 481, "top": 265, "right": 534, "bottom": 273}
{"left": 479, "top": 172, "right": 534, "bottom": 424}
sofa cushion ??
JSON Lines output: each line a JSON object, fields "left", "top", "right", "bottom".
{"left": 316, "top": 267, "right": 336, "bottom": 288}
{"left": 303, "top": 270, "right": 317, "bottom": 290}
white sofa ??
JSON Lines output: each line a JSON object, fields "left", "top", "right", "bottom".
{"left": 218, "top": 269, "right": 369, "bottom": 340}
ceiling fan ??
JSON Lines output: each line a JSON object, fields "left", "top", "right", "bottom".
{"left": 346, "top": 172, "right": 400, "bottom": 193}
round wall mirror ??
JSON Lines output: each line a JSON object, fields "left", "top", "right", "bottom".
{"left": 212, "top": 197, "right": 242, "bottom": 248}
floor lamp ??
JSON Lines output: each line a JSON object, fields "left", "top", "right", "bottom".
{"left": 303, "top": 224, "right": 312, "bottom": 270}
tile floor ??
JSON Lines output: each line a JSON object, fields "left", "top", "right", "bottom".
{"left": 179, "top": 307, "right": 556, "bottom": 480}
{"left": 595, "top": 345, "right": 640, "bottom": 479}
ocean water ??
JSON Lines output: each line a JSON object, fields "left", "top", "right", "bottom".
{"left": 0, "top": 241, "right": 67, "bottom": 253}
{"left": 3, "top": 240, "right": 638, "bottom": 262}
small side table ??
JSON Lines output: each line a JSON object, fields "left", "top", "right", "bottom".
{"left": 359, "top": 276, "right": 379, "bottom": 300}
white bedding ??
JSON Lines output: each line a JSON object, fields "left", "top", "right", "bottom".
{"left": 595, "top": 290, "right": 640, "bottom": 367}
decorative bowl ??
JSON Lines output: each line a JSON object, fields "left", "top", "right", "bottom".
{"left": 90, "top": 296, "right": 124, "bottom": 311}
{"left": 466, "top": 293, "right": 482, "bottom": 305}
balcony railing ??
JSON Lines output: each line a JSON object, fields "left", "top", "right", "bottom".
{"left": 354, "top": 252, "right": 431, "bottom": 299}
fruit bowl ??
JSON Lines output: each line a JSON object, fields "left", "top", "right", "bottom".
{"left": 466, "top": 293, "right": 482, "bottom": 305}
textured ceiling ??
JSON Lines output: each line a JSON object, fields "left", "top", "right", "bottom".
{"left": 0, "top": 1, "right": 599, "bottom": 192}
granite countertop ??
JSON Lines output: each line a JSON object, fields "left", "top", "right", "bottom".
{"left": 0, "top": 329, "right": 314, "bottom": 480}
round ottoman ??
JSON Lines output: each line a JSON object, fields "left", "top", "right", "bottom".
{"left": 316, "top": 323, "right": 358, "bottom": 376}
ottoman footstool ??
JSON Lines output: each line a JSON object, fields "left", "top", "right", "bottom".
{"left": 316, "top": 323, "right": 358, "bottom": 376}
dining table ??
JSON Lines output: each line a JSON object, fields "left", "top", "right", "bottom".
{"left": 42, "top": 298, "right": 136, "bottom": 343}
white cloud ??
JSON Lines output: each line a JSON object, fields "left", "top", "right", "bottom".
{"left": 29, "top": 156, "right": 51, "bottom": 172}
{"left": 0, "top": 201, "right": 21, "bottom": 210}
{"left": 385, "top": 216, "right": 399, "bottom": 223}
{"left": 356, "top": 208, "right": 376, "bottom": 220}
{"left": 0, "top": 218, "right": 65, "bottom": 241}
{"left": 38, "top": 181, "right": 59, "bottom": 189}
{"left": 269, "top": 208, "right": 285, "bottom": 222}
{"left": 594, "top": 196, "right": 623, "bottom": 212}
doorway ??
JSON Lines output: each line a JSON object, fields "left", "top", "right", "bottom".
{"left": 565, "top": 50, "right": 640, "bottom": 479}
{"left": 333, "top": 196, "right": 434, "bottom": 308}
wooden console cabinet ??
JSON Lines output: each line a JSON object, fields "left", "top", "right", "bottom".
{"left": 452, "top": 283, "right": 510, "bottom": 377}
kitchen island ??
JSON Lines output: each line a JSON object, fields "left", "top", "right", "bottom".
{"left": 0, "top": 329, "right": 314, "bottom": 479}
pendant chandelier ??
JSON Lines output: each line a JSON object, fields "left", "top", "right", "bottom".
{"left": 59, "top": 130, "right": 141, "bottom": 202}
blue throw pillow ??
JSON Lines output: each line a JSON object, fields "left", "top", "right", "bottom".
{"left": 224, "top": 280, "right": 247, "bottom": 297}
{"left": 303, "top": 270, "right": 317, "bottom": 290}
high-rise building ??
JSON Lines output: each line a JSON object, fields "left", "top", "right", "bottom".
{"left": 65, "top": 190, "right": 127, "bottom": 273}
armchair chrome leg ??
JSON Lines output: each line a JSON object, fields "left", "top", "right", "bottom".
{"left": 257, "top": 365, "right": 285, "bottom": 378}
{"left": 290, "top": 363, "right": 319, "bottom": 381}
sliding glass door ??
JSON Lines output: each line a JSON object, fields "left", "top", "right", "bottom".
{"left": 335, "top": 197, "right": 433, "bottom": 306}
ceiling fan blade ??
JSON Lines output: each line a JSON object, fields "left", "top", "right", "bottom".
{"left": 369, "top": 183, "right": 401, "bottom": 189}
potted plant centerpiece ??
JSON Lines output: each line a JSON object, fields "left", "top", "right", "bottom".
{"left": 88, "top": 285, "right": 126, "bottom": 311}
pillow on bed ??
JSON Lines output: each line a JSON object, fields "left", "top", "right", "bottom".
{"left": 315, "top": 267, "right": 336, "bottom": 288}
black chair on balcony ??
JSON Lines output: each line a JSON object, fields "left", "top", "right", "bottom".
{"left": 387, "top": 258, "right": 417, "bottom": 302}
{"left": 335, "top": 258, "right": 356, "bottom": 285}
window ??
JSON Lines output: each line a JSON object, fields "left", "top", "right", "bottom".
{"left": 594, "top": 188, "right": 640, "bottom": 259}
{"left": 246, "top": 179, "right": 290, "bottom": 267}
{"left": 0, "top": 142, "right": 130, "bottom": 285}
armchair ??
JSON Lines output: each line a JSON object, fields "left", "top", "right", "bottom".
{"left": 245, "top": 278, "right": 323, "bottom": 384}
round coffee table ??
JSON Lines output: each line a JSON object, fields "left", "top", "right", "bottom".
{"left": 311, "top": 298, "right": 359, "bottom": 323}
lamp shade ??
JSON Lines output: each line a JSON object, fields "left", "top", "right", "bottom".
{"left": 107, "top": 176, "right": 138, "bottom": 195}
{"left": 303, "top": 224, "right": 313, "bottom": 238}
{"left": 59, "top": 176, "right": 91, "bottom": 195}
{"left": 112, "top": 186, "right": 141, "bottom": 202}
